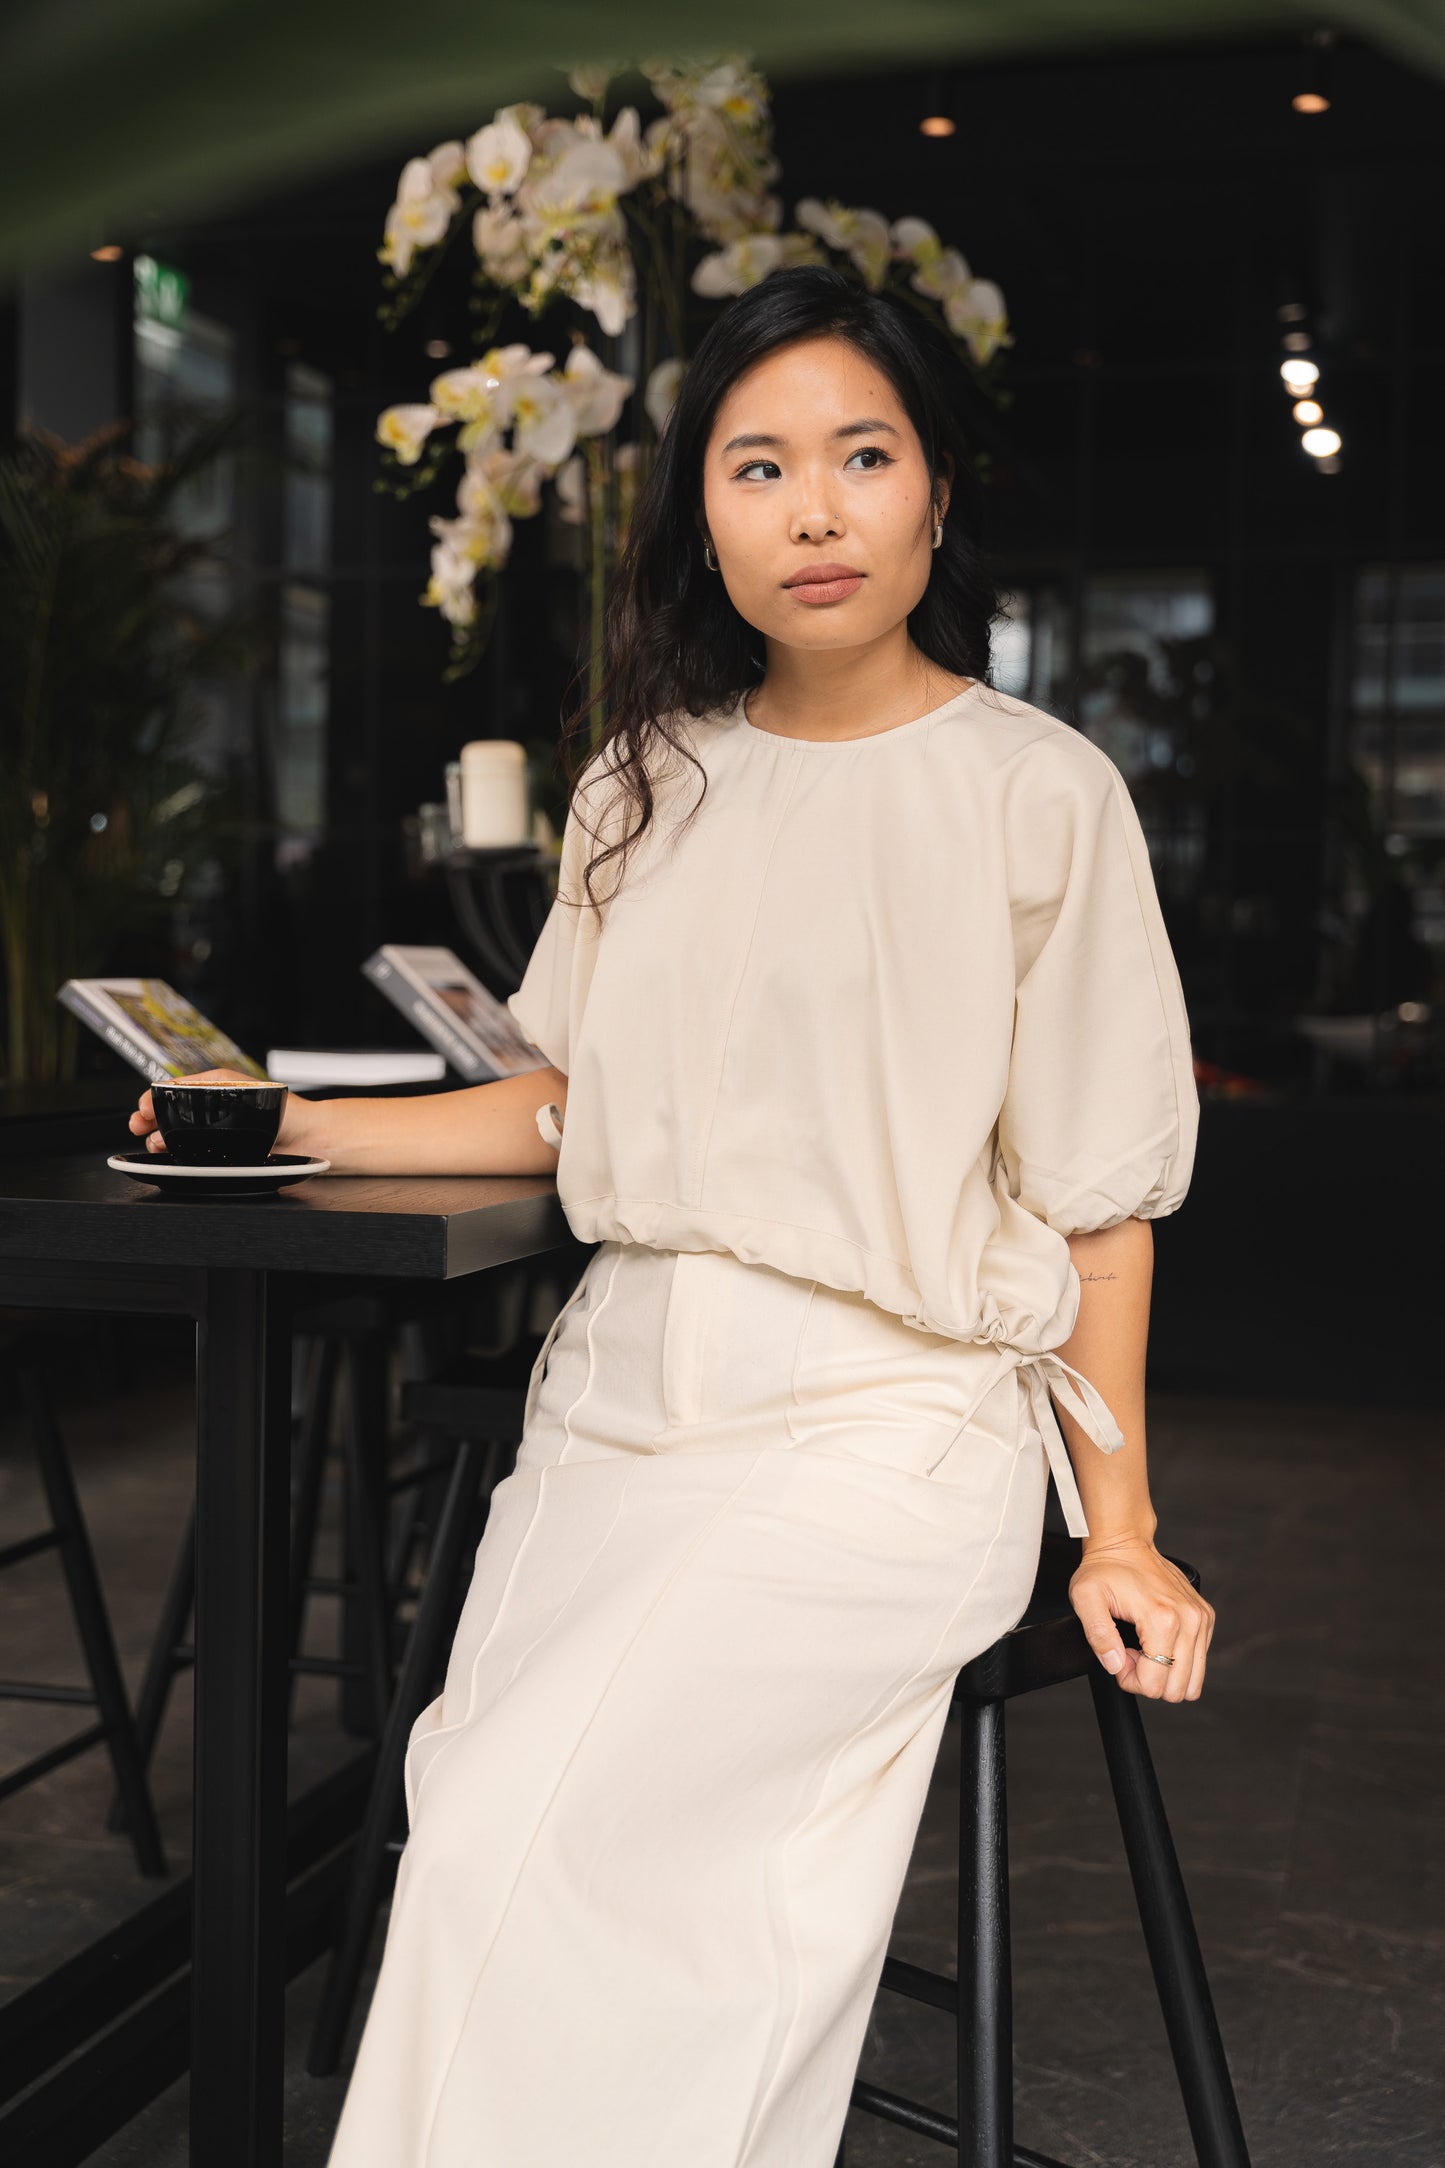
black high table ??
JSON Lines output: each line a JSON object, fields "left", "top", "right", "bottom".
{"left": 0, "top": 1152, "right": 575, "bottom": 2166}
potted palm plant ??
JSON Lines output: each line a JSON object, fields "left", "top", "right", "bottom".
{"left": 0, "top": 423, "right": 249, "bottom": 1083}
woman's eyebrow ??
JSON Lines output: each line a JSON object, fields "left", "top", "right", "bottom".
{"left": 719, "top": 417, "right": 903, "bottom": 455}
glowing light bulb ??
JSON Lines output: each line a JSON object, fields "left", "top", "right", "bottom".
{"left": 1302, "top": 426, "right": 1342, "bottom": 458}
{"left": 1281, "top": 358, "right": 1319, "bottom": 392}
{"left": 90, "top": 243, "right": 123, "bottom": 262}
{"left": 1292, "top": 90, "right": 1330, "bottom": 113}
{"left": 919, "top": 114, "right": 955, "bottom": 136}
{"left": 1292, "top": 399, "right": 1324, "bottom": 425}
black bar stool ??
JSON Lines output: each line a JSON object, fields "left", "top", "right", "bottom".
{"left": 305, "top": 1333, "right": 542, "bottom": 2074}
{"left": 836, "top": 1530, "right": 1250, "bottom": 2167}
{"left": 0, "top": 1331, "right": 167, "bottom": 1878}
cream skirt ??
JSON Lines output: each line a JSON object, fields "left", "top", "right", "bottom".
{"left": 325, "top": 1239, "right": 1052, "bottom": 2168}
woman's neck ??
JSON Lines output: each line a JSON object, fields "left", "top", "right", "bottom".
{"left": 743, "top": 641, "right": 974, "bottom": 744}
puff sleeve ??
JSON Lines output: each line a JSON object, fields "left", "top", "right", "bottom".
{"left": 504, "top": 754, "right": 609, "bottom": 1077}
{"left": 996, "top": 736, "right": 1199, "bottom": 1236}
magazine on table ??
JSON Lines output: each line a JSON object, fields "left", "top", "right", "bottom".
{"left": 362, "top": 945, "right": 549, "bottom": 1083}
{"left": 58, "top": 977, "right": 269, "bottom": 1085}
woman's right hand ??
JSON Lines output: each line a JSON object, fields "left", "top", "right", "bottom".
{"left": 128, "top": 1069, "right": 312, "bottom": 1155}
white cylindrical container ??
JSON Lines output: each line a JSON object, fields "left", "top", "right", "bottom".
{"left": 459, "top": 739, "right": 530, "bottom": 848}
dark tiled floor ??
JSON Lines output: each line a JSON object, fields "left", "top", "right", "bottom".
{"left": 1, "top": 1347, "right": 1441, "bottom": 2165}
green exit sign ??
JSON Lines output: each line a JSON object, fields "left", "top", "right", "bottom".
{"left": 134, "top": 254, "right": 190, "bottom": 330}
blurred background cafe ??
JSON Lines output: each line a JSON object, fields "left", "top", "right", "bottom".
{"left": 0, "top": 5, "right": 1441, "bottom": 2165}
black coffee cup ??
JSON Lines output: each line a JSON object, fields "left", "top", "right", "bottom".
{"left": 150, "top": 1080, "right": 288, "bottom": 1166}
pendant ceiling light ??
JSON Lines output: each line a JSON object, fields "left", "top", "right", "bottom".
{"left": 1292, "top": 27, "right": 1337, "bottom": 114}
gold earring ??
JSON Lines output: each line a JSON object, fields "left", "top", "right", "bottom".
{"left": 703, "top": 537, "right": 718, "bottom": 572}
{"left": 932, "top": 518, "right": 943, "bottom": 550}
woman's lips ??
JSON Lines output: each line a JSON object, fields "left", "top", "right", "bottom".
{"left": 784, "top": 563, "right": 866, "bottom": 607}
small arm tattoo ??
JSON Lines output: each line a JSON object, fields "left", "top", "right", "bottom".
{"left": 1078, "top": 1270, "right": 1118, "bottom": 1283}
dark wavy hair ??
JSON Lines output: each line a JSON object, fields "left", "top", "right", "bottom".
{"left": 558, "top": 263, "right": 1001, "bottom": 916}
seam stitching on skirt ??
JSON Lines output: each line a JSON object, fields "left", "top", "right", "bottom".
{"left": 408, "top": 1250, "right": 617, "bottom": 1825}
{"left": 559, "top": 1240, "right": 622, "bottom": 1466}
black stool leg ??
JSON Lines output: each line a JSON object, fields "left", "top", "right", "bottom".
{"left": 339, "top": 1334, "right": 393, "bottom": 1736}
{"left": 306, "top": 1432, "right": 502, "bottom": 2075}
{"left": 106, "top": 1498, "right": 194, "bottom": 1833}
{"left": 286, "top": 1334, "right": 340, "bottom": 1726}
{"left": 956, "top": 1696, "right": 1011, "bottom": 2166}
{"left": 1089, "top": 1670, "right": 1252, "bottom": 2167}
{"left": 18, "top": 1367, "right": 168, "bottom": 1879}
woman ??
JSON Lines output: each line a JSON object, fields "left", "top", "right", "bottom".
{"left": 131, "top": 265, "right": 1213, "bottom": 2167}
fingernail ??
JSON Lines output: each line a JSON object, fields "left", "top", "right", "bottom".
{"left": 1101, "top": 1649, "right": 1123, "bottom": 1673}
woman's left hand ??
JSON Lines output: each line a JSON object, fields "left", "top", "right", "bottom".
{"left": 1068, "top": 1534, "right": 1215, "bottom": 1701}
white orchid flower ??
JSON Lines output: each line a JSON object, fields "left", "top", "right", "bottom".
{"left": 606, "top": 106, "right": 664, "bottom": 190}
{"left": 690, "top": 59, "right": 769, "bottom": 128}
{"left": 793, "top": 198, "right": 891, "bottom": 287}
{"left": 571, "top": 246, "right": 636, "bottom": 336}
{"left": 455, "top": 461, "right": 509, "bottom": 521}
{"left": 793, "top": 196, "right": 845, "bottom": 248}
{"left": 466, "top": 113, "right": 532, "bottom": 196}
{"left": 776, "top": 230, "right": 827, "bottom": 271}
{"left": 473, "top": 203, "right": 532, "bottom": 285}
{"left": 910, "top": 244, "right": 972, "bottom": 302}
{"left": 567, "top": 62, "right": 615, "bottom": 103}
{"left": 439, "top": 345, "right": 554, "bottom": 449}
{"left": 429, "top": 366, "right": 502, "bottom": 426}
{"left": 645, "top": 357, "right": 686, "bottom": 436}
{"left": 945, "top": 278, "right": 1011, "bottom": 365}
{"left": 843, "top": 209, "right": 891, "bottom": 289}
{"left": 525, "top": 136, "right": 628, "bottom": 230}
{"left": 507, "top": 372, "right": 579, "bottom": 468}
{"left": 553, "top": 454, "right": 587, "bottom": 525}
{"left": 375, "top": 403, "right": 446, "bottom": 465}
{"left": 429, "top": 501, "right": 514, "bottom": 576}
{"left": 691, "top": 232, "right": 785, "bottom": 297}
{"left": 427, "top": 141, "right": 468, "bottom": 192}
{"left": 423, "top": 531, "right": 484, "bottom": 624}
{"left": 467, "top": 446, "right": 547, "bottom": 518}
{"left": 397, "top": 156, "right": 440, "bottom": 206}
{"left": 485, "top": 341, "right": 557, "bottom": 380}
{"left": 380, "top": 156, "right": 458, "bottom": 275}
{"left": 561, "top": 344, "right": 634, "bottom": 435}
{"left": 427, "top": 570, "right": 477, "bottom": 628}
{"left": 889, "top": 216, "right": 940, "bottom": 264}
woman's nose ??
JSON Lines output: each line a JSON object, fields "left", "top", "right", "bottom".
{"left": 791, "top": 506, "right": 845, "bottom": 542}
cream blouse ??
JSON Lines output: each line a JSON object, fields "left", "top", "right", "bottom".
{"left": 507, "top": 680, "right": 1199, "bottom": 1522}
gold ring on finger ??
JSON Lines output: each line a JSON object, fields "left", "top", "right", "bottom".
{"left": 1140, "top": 1649, "right": 1176, "bottom": 1666}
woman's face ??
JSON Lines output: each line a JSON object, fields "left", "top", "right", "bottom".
{"left": 699, "top": 333, "right": 948, "bottom": 654}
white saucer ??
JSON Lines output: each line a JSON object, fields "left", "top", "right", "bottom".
{"left": 108, "top": 1151, "right": 331, "bottom": 1198}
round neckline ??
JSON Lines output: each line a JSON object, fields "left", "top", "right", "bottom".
{"left": 732, "top": 678, "right": 984, "bottom": 749}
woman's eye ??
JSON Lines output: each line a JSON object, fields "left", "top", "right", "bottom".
{"left": 845, "top": 446, "right": 894, "bottom": 470}
{"left": 735, "top": 458, "right": 780, "bottom": 481}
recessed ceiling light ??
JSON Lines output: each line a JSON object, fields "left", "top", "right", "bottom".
{"left": 1292, "top": 399, "right": 1324, "bottom": 425}
{"left": 919, "top": 114, "right": 955, "bottom": 137}
{"left": 1302, "top": 425, "right": 1342, "bottom": 457}
{"left": 1281, "top": 357, "right": 1320, "bottom": 392}
{"left": 90, "top": 243, "right": 123, "bottom": 263}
